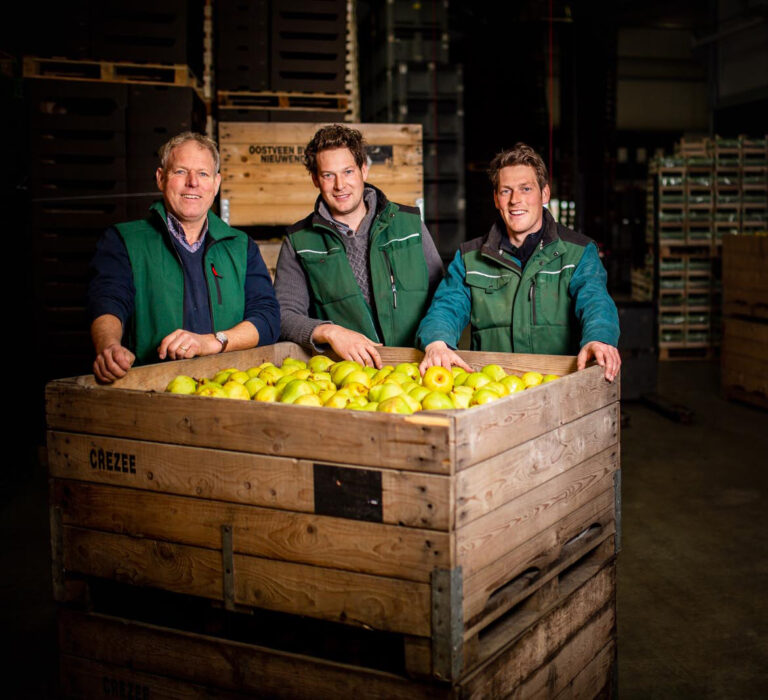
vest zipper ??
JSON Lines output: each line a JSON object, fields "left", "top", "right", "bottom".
{"left": 529, "top": 278, "right": 537, "bottom": 325}
{"left": 210, "top": 262, "right": 223, "bottom": 305}
{"left": 382, "top": 248, "right": 398, "bottom": 309}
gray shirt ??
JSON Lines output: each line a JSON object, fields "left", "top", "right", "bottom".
{"left": 275, "top": 186, "right": 444, "bottom": 351}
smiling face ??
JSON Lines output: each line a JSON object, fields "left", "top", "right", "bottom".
{"left": 156, "top": 141, "right": 221, "bottom": 240}
{"left": 493, "top": 164, "right": 550, "bottom": 245}
{"left": 311, "top": 147, "right": 369, "bottom": 228}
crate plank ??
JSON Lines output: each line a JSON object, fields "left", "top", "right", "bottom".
{"left": 52, "top": 479, "right": 449, "bottom": 582}
{"left": 47, "top": 431, "right": 451, "bottom": 530}
{"left": 457, "top": 446, "right": 618, "bottom": 578}
{"left": 463, "top": 489, "right": 615, "bottom": 635}
{"left": 220, "top": 122, "right": 423, "bottom": 145}
{"left": 45, "top": 381, "right": 453, "bottom": 474}
{"left": 460, "top": 561, "right": 615, "bottom": 698}
{"left": 454, "top": 366, "right": 618, "bottom": 470}
{"left": 59, "top": 610, "right": 445, "bottom": 700}
{"left": 61, "top": 527, "right": 430, "bottom": 636}
{"left": 456, "top": 404, "right": 619, "bottom": 524}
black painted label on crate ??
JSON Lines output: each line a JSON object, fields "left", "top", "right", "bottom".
{"left": 366, "top": 145, "right": 393, "bottom": 164}
{"left": 313, "top": 463, "right": 383, "bottom": 523}
{"left": 90, "top": 447, "right": 137, "bottom": 475}
{"left": 248, "top": 144, "right": 304, "bottom": 164}
{"left": 101, "top": 675, "right": 150, "bottom": 698}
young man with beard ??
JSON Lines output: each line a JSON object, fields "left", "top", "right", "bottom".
{"left": 274, "top": 124, "right": 443, "bottom": 368}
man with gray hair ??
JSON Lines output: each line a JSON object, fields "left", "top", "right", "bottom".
{"left": 274, "top": 124, "right": 443, "bottom": 367}
{"left": 88, "top": 132, "right": 280, "bottom": 383}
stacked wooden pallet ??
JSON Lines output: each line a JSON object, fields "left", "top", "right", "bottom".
{"left": 47, "top": 343, "right": 619, "bottom": 698}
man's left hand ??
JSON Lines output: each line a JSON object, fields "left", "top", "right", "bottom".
{"left": 158, "top": 330, "right": 221, "bottom": 360}
{"left": 577, "top": 341, "right": 621, "bottom": 382}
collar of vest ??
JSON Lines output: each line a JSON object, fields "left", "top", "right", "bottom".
{"left": 309, "top": 183, "right": 392, "bottom": 231}
{"left": 149, "top": 200, "right": 237, "bottom": 244}
{"left": 479, "top": 207, "right": 562, "bottom": 271}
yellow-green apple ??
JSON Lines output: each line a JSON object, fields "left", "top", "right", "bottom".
{"left": 470, "top": 387, "right": 502, "bottom": 405}
{"left": 423, "top": 365, "right": 454, "bottom": 393}
{"left": 522, "top": 371, "right": 544, "bottom": 388}
{"left": 166, "top": 375, "right": 197, "bottom": 394}
{"left": 222, "top": 381, "right": 251, "bottom": 400}
{"left": 481, "top": 364, "right": 507, "bottom": 382}
{"left": 294, "top": 394, "right": 323, "bottom": 407}
{"left": 377, "top": 396, "right": 413, "bottom": 414}
{"left": 501, "top": 375, "right": 525, "bottom": 393}
{"left": 421, "top": 391, "right": 455, "bottom": 410}
{"left": 464, "top": 372, "right": 491, "bottom": 389}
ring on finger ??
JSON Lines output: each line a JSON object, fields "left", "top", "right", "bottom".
{"left": 180, "top": 345, "right": 189, "bottom": 352}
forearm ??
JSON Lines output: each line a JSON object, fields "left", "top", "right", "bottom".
{"left": 570, "top": 244, "right": 620, "bottom": 348}
{"left": 91, "top": 314, "right": 124, "bottom": 354}
{"left": 244, "top": 240, "right": 281, "bottom": 345}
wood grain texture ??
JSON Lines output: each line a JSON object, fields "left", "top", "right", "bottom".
{"left": 45, "top": 381, "right": 453, "bottom": 474}
{"left": 453, "top": 367, "right": 618, "bottom": 470}
{"left": 456, "top": 404, "right": 619, "bottom": 525}
{"left": 462, "top": 490, "right": 615, "bottom": 635}
{"left": 456, "top": 446, "right": 618, "bottom": 578}
{"left": 460, "top": 562, "right": 615, "bottom": 699}
{"left": 52, "top": 479, "right": 450, "bottom": 582}
{"left": 59, "top": 610, "right": 446, "bottom": 700}
{"left": 61, "top": 527, "right": 431, "bottom": 636}
{"left": 47, "top": 432, "right": 451, "bottom": 530}
{"left": 553, "top": 639, "right": 615, "bottom": 699}
{"left": 219, "top": 122, "right": 423, "bottom": 145}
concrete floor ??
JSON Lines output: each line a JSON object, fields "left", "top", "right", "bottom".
{"left": 3, "top": 360, "right": 767, "bottom": 697}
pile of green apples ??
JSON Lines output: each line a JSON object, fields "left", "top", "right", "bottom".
{"left": 165, "top": 356, "right": 559, "bottom": 413}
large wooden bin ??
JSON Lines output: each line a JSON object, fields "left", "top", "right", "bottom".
{"left": 47, "top": 343, "right": 620, "bottom": 697}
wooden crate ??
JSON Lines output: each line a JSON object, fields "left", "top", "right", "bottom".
{"left": 58, "top": 557, "right": 616, "bottom": 699}
{"left": 722, "top": 235, "right": 768, "bottom": 320}
{"left": 218, "top": 122, "right": 423, "bottom": 226}
{"left": 722, "top": 318, "right": 768, "bottom": 409}
{"left": 46, "top": 343, "right": 620, "bottom": 687}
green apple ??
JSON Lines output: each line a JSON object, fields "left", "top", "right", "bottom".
{"left": 400, "top": 392, "right": 422, "bottom": 413}
{"left": 464, "top": 372, "right": 491, "bottom": 389}
{"left": 324, "top": 392, "right": 350, "bottom": 409}
{"left": 254, "top": 385, "right": 279, "bottom": 402}
{"left": 371, "top": 366, "right": 395, "bottom": 385}
{"left": 522, "top": 371, "right": 544, "bottom": 388}
{"left": 452, "top": 367, "right": 469, "bottom": 386}
{"left": 421, "top": 391, "right": 455, "bottom": 411}
{"left": 395, "top": 362, "right": 420, "bottom": 380}
{"left": 281, "top": 357, "right": 307, "bottom": 371}
{"left": 341, "top": 370, "right": 371, "bottom": 388}
{"left": 279, "top": 379, "right": 314, "bottom": 404}
{"left": 294, "top": 393, "right": 323, "bottom": 407}
{"left": 222, "top": 381, "right": 251, "bottom": 400}
{"left": 245, "top": 366, "right": 263, "bottom": 378}
{"left": 485, "top": 381, "right": 508, "bottom": 396}
{"left": 244, "top": 377, "right": 266, "bottom": 397}
{"left": 450, "top": 390, "right": 472, "bottom": 409}
{"left": 212, "top": 369, "right": 236, "bottom": 385}
{"left": 481, "top": 364, "right": 507, "bottom": 382}
{"left": 377, "top": 396, "right": 413, "bottom": 414}
{"left": 330, "top": 360, "right": 362, "bottom": 386}
{"left": 383, "top": 371, "right": 411, "bottom": 386}
{"left": 195, "top": 382, "right": 225, "bottom": 398}
{"left": 258, "top": 366, "right": 284, "bottom": 385}
{"left": 423, "top": 366, "right": 454, "bottom": 394}
{"left": 166, "top": 375, "right": 197, "bottom": 394}
{"left": 369, "top": 383, "right": 404, "bottom": 403}
{"left": 227, "top": 370, "right": 250, "bottom": 384}
{"left": 471, "top": 387, "right": 502, "bottom": 406}
{"left": 501, "top": 375, "right": 525, "bottom": 393}
{"left": 408, "top": 385, "right": 431, "bottom": 403}
{"left": 543, "top": 374, "right": 559, "bottom": 383}
{"left": 308, "top": 355, "right": 335, "bottom": 373}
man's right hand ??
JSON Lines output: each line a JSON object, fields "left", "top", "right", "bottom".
{"left": 93, "top": 343, "right": 135, "bottom": 383}
{"left": 311, "top": 324, "right": 383, "bottom": 368}
{"left": 419, "top": 340, "right": 472, "bottom": 375}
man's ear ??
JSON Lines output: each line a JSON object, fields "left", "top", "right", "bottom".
{"left": 542, "top": 184, "right": 551, "bottom": 206}
{"left": 156, "top": 167, "right": 165, "bottom": 191}
{"left": 310, "top": 171, "right": 320, "bottom": 188}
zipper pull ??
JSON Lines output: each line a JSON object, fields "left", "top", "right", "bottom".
{"left": 528, "top": 278, "right": 535, "bottom": 300}
{"left": 211, "top": 262, "right": 222, "bottom": 278}
{"left": 390, "top": 272, "right": 398, "bottom": 309}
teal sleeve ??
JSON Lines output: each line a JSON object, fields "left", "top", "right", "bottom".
{"left": 569, "top": 243, "right": 620, "bottom": 348}
{"left": 415, "top": 250, "right": 472, "bottom": 350}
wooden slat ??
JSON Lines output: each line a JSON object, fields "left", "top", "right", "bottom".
{"left": 460, "top": 561, "right": 615, "bottom": 698}
{"left": 219, "top": 122, "right": 423, "bottom": 146}
{"left": 45, "top": 381, "right": 453, "bottom": 475}
{"left": 457, "top": 446, "right": 618, "bottom": 578}
{"left": 512, "top": 613, "right": 615, "bottom": 699}
{"left": 59, "top": 610, "right": 446, "bottom": 700}
{"left": 453, "top": 366, "right": 618, "bottom": 469}
{"left": 47, "top": 432, "right": 451, "bottom": 531}
{"left": 463, "top": 489, "right": 615, "bottom": 634}
{"left": 61, "top": 527, "right": 431, "bottom": 636}
{"left": 456, "top": 404, "right": 619, "bottom": 524}
{"left": 52, "top": 479, "right": 450, "bottom": 582}
{"left": 221, "top": 183, "right": 423, "bottom": 206}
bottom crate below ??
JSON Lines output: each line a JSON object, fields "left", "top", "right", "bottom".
{"left": 58, "top": 560, "right": 616, "bottom": 699}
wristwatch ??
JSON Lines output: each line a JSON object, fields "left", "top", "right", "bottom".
{"left": 215, "top": 331, "right": 229, "bottom": 353}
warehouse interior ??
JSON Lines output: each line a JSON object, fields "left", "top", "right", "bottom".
{"left": 2, "top": 0, "right": 767, "bottom": 696}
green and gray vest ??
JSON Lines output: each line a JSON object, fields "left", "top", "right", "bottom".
{"left": 115, "top": 201, "right": 248, "bottom": 365}
{"left": 288, "top": 193, "right": 429, "bottom": 347}
{"left": 462, "top": 213, "right": 590, "bottom": 354}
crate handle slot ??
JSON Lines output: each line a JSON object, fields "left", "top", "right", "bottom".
{"left": 485, "top": 567, "right": 540, "bottom": 608}
{"left": 563, "top": 523, "right": 603, "bottom": 551}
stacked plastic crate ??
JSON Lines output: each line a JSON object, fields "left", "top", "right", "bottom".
{"left": 23, "top": 0, "right": 206, "bottom": 379}
{"left": 361, "top": 0, "right": 464, "bottom": 258}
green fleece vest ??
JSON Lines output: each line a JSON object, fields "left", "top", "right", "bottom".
{"left": 463, "top": 236, "right": 584, "bottom": 354}
{"left": 289, "top": 202, "right": 428, "bottom": 346}
{"left": 116, "top": 202, "right": 248, "bottom": 365}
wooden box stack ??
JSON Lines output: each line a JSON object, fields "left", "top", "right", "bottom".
{"left": 47, "top": 343, "right": 619, "bottom": 698}
{"left": 721, "top": 235, "right": 768, "bottom": 409}
{"left": 219, "top": 122, "right": 424, "bottom": 227}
